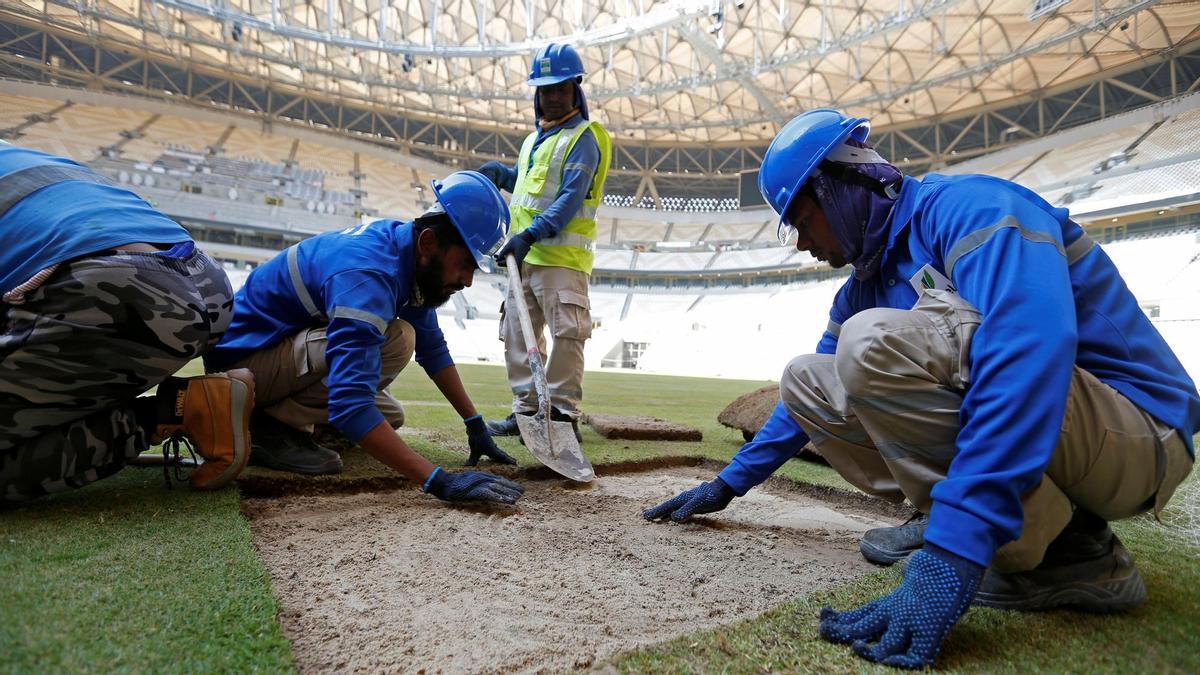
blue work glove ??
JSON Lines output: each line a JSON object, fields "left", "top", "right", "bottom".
{"left": 819, "top": 543, "right": 984, "bottom": 669}
{"left": 464, "top": 415, "right": 517, "bottom": 466}
{"left": 478, "top": 160, "right": 509, "bottom": 188}
{"left": 642, "top": 477, "right": 735, "bottom": 522}
{"left": 422, "top": 466, "right": 525, "bottom": 505}
{"left": 494, "top": 230, "right": 536, "bottom": 268}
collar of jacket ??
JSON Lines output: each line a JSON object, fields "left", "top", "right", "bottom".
{"left": 876, "top": 175, "right": 922, "bottom": 273}
{"left": 536, "top": 111, "right": 584, "bottom": 138}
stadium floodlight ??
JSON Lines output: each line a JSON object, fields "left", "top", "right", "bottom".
{"left": 1028, "top": 0, "right": 1070, "bottom": 21}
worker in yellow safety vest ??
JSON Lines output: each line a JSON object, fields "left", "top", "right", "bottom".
{"left": 479, "top": 43, "right": 612, "bottom": 441}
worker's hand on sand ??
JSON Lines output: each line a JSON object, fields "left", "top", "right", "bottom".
{"left": 423, "top": 467, "right": 525, "bottom": 505}
{"left": 463, "top": 415, "right": 518, "bottom": 466}
{"left": 818, "top": 544, "right": 984, "bottom": 669}
{"left": 642, "top": 477, "right": 735, "bottom": 522}
{"left": 493, "top": 231, "right": 536, "bottom": 268}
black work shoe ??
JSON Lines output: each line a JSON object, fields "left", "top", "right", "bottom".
{"left": 248, "top": 412, "right": 343, "bottom": 475}
{"left": 550, "top": 407, "right": 583, "bottom": 443}
{"left": 486, "top": 413, "right": 521, "bottom": 437}
{"left": 860, "top": 512, "right": 928, "bottom": 566}
{"left": 973, "top": 511, "right": 1146, "bottom": 612}
{"left": 311, "top": 424, "right": 356, "bottom": 453}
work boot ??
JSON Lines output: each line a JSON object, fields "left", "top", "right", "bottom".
{"left": 248, "top": 411, "right": 343, "bottom": 475}
{"left": 551, "top": 406, "right": 583, "bottom": 443}
{"left": 486, "top": 413, "right": 521, "bottom": 437}
{"left": 973, "top": 510, "right": 1146, "bottom": 612}
{"left": 150, "top": 369, "right": 255, "bottom": 491}
{"left": 311, "top": 424, "right": 357, "bottom": 454}
{"left": 860, "top": 512, "right": 928, "bottom": 566}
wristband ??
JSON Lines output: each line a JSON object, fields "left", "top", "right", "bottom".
{"left": 422, "top": 466, "right": 442, "bottom": 493}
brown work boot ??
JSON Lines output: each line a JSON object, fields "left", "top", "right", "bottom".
{"left": 151, "top": 369, "right": 255, "bottom": 490}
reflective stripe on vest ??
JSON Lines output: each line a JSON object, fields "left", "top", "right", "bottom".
{"left": 510, "top": 119, "right": 611, "bottom": 275}
{"left": 540, "top": 231, "right": 596, "bottom": 251}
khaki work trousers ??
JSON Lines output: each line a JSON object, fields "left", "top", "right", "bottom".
{"left": 781, "top": 289, "right": 1193, "bottom": 572}
{"left": 232, "top": 320, "right": 415, "bottom": 433}
{"left": 501, "top": 263, "right": 592, "bottom": 418}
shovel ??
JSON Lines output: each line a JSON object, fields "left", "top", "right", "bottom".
{"left": 505, "top": 254, "right": 595, "bottom": 482}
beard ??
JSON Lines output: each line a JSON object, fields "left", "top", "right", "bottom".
{"left": 413, "top": 256, "right": 459, "bottom": 308}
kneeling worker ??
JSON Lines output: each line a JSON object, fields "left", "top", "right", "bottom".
{"left": 645, "top": 109, "right": 1197, "bottom": 668}
{"left": 0, "top": 141, "right": 253, "bottom": 502}
{"left": 204, "top": 171, "right": 523, "bottom": 505}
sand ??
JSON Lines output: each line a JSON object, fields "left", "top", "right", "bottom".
{"left": 244, "top": 466, "right": 895, "bottom": 674}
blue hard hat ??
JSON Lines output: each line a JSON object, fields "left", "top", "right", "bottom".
{"left": 429, "top": 171, "right": 510, "bottom": 268}
{"left": 528, "top": 43, "right": 585, "bottom": 87}
{"left": 758, "top": 109, "right": 871, "bottom": 238}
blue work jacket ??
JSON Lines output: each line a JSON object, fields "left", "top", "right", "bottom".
{"left": 719, "top": 173, "right": 1200, "bottom": 566}
{"left": 0, "top": 144, "right": 190, "bottom": 295}
{"left": 206, "top": 220, "right": 453, "bottom": 441}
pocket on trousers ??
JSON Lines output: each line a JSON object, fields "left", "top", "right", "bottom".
{"left": 1073, "top": 426, "right": 1158, "bottom": 520}
{"left": 0, "top": 308, "right": 37, "bottom": 358}
{"left": 1153, "top": 428, "right": 1194, "bottom": 518}
{"left": 914, "top": 289, "right": 981, "bottom": 387}
{"left": 498, "top": 301, "right": 506, "bottom": 343}
{"left": 552, "top": 289, "right": 592, "bottom": 340}
{"left": 294, "top": 328, "right": 328, "bottom": 378}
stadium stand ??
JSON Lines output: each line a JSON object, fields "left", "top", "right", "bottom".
{"left": 3, "top": 92, "right": 1198, "bottom": 384}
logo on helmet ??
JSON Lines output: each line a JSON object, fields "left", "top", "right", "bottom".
{"left": 540, "top": 57, "right": 552, "bottom": 73}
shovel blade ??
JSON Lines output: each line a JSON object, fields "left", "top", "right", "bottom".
{"left": 516, "top": 414, "right": 595, "bottom": 483}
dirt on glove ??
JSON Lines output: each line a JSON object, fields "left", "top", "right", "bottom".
{"left": 244, "top": 466, "right": 893, "bottom": 674}
{"left": 584, "top": 413, "right": 703, "bottom": 441}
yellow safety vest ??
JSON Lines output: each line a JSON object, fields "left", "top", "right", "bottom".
{"left": 510, "top": 120, "right": 612, "bottom": 274}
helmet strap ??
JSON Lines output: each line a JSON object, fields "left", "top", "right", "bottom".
{"left": 419, "top": 201, "right": 447, "bottom": 220}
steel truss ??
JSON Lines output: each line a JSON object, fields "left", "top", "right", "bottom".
{"left": 2, "top": 16, "right": 1199, "bottom": 207}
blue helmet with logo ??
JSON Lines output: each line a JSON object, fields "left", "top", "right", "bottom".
{"left": 528, "top": 43, "right": 586, "bottom": 87}
{"left": 429, "top": 171, "right": 510, "bottom": 268}
{"left": 758, "top": 109, "right": 871, "bottom": 240}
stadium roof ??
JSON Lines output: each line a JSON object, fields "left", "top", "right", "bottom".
{"left": 13, "top": 0, "right": 1199, "bottom": 143}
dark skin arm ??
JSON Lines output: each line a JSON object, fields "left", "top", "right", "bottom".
{"left": 356, "top": 233, "right": 486, "bottom": 482}
{"left": 354, "top": 365, "right": 480, "bottom": 484}
{"left": 430, "top": 365, "right": 478, "bottom": 420}
{"left": 357, "top": 421, "right": 437, "bottom": 483}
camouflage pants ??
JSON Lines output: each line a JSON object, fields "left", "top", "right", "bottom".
{"left": 0, "top": 247, "right": 233, "bottom": 502}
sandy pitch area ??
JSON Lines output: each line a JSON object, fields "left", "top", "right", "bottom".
{"left": 244, "top": 467, "right": 893, "bottom": 673}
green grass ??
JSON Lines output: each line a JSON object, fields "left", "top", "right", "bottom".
{"left": 611, "top": 497, "right": 1200, "bottom": 674}
{"left": 1, "top": 361, "right": 1197, "bottom": 673}
{"left": 0, "top": 470, "right": 292, "bottom": 673}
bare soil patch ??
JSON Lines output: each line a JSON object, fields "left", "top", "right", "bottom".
{"left": 584, "top": 413, "right": 703, "bottom": 441}
{"left": 244, "top": 466, "right": 895, "bottom": 674}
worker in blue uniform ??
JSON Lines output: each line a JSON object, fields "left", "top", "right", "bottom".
{"left": 0, "top": 141, "right": 253, "bottom": 500}
{"left": 205, "top": 171, "right": 524, "bottom": 505}
{"left": 644, "top": 109, "right": 1198, "bottom": 668}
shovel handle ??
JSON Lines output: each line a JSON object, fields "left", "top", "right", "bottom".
{"left": 505, "top": 254, "right": 540, "bottom": 356}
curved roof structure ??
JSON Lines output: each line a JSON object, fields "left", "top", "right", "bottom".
{"left": 12, "top": 0, "right": 1200, "bottom": 143}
